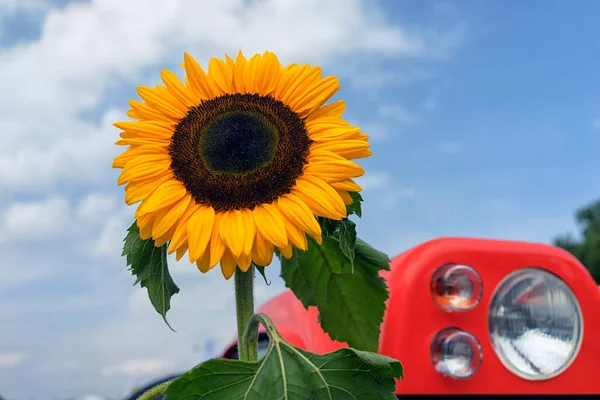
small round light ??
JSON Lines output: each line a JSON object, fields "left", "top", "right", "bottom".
{"left": 431, "top": 327, "right": 483, "bottom": 379}
{"left": 431, "top": 263, "right": 483, "bottom": 311}
{"left": 488, "top": 268, "right": 583, "bottom": 380}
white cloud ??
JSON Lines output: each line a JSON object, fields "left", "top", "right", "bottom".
{"left": 94, "top": 215, "right": 129, "bottom": 256}
{"left": 77, "top": 192, "right": 118, "bottom": 223}
{"left": 101, "top": 358, "right": 176, "bottom": 377}
{"left": 0, "top": 195, "right": 70, "bottom": 242}
{"left": 0, "top": 109, "right": 122, "bottom": 191}
{"left": 0, "top": 0, "right": 48, "bottom": 12}
{"left": 0, "top": 352, "right": 27, "bottom": 368}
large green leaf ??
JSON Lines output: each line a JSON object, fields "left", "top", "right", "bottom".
{"left": 122, "top": 221, "right": 179, "bottom": 329}
{"left": 163, "top": 313, "right": 403, "bottom": 400}
{"left": 280, "top": 236, "right": 390, "bottom": 352}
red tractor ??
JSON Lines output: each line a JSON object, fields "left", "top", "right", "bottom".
{"left": 127, "top": 237, "right": 600, "bottom": 398}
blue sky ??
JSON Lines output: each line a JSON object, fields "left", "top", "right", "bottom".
{"left": 0, "top": 0, "right": 598, "bottom": 398}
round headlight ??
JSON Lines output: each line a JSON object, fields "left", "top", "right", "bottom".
{"left": 431, "top": 327, "right": 483, "bottom": 379}
{"left": 488, "top": 268, "right": 583, "bottom": 380}
{"left": 431, "top": 263, "right": 483, "bottom": 312}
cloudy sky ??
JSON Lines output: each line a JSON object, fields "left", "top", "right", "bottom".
{"left": 0, "top": 0, "right": 599, "bottom": 398}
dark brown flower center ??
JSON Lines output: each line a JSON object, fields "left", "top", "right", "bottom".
{"left": 169, "top": 93, "right": 311, "bottom": 211}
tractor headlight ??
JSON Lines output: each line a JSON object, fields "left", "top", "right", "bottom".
{"left": 488, "top": 268, "right": 583, "bottom": 380}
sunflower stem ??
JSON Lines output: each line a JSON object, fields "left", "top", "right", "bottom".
{"left": 234, "top": 266, "right": 257, "bottom": 362}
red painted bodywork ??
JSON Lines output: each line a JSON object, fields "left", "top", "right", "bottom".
{"left": 221, "top": 238, "right": 600, "bottom": 394}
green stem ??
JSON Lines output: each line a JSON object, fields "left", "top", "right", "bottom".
{"left": 234, "top": 266, "right": 257, "bottom": 361}
{"left": 136, "top": 380, "right": 173, "bottom": 400}
{"left": 243, "top": 313, "right": 280, "bottom": 345}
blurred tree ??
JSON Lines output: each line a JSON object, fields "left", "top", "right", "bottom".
{"left": 553, "top": 200, "right": 600, "bottom": 284}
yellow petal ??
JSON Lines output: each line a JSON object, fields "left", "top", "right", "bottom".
{"left": 219, "top": 210, "right": 245, "bottom": 258}
{"left": 252, "top": 204, "right": 288, "bottom": 248}
{"left": 155, "top": 84, "right": 189, "bottom": 114}
{"left": 281, "top": 215, "right": 308, "bottom": 251}
{"left": 232, "top": 51, "right": 247, "bottom": 93}
{"left": 243, "top": 53, "right": 262, "bottom": 94}
{"left": 175, "top": 241, "right": 188, "bottom": 262}
{"left": 254, "top": 51, "right": 283, "bottom": 96}
{"left": 137, "top": 86, "right": 186, "bottom": 120}
{"left": 306, "top": 100, "right": 346, "bottom": 122}
{"left": 124, "top": 173, "right": 173, "bottom": 205}
{"left": 349, "top": 132, "right": 370, "bottom": 141}
{"left": 240, "top": 209, "right": 256, "bottom": 256}
{"left": 292, "top": 176, "right": 346, "bottom": 220}
{"left": 289, "top": 76, "right": 340, "bottom": 116}
{"left": 113, "top": 145, "right": 168, "bottom": 169}
{"left": 309, "top": 140, "right": 371, "bottom": 160}
{"left": 187, "top": 206, "right": 216, "bottom": 263}
{"left": 277, "top": 194, "right": 322, "bottom": 244}
{"left": 303, "top": 159, "right": 364, "bottom": 182}
{"left": 135, "top": 179, "right": 188, "bottom": 217}
{"left": 154, "top": 222, "right": 176, "bottom": 247}
{"left": 306, "top": 119, "right": 361, "bottom": 143}
{"left": 234, "top": 252, "right": 252, "bottom": 272}
{"left": 183, "top": 52, "right": 217, "bottom": 99}
{"left": 307, "top": 149, "right": 347, "bottom": 163}
{"left": 209, "top": 213, "right": 227, "bottom": 268}
{"left": 278, "top": 65, "right": 322, "bottom": 109}
{"left": 330, "top": 179, "right": 362, "bottom": 192}
{"left": 127, "top": 99, "right": 175, "bottom": 122}
{"left": 277, "top": 65, "right": 322, "bottom": 106}
{"left": 336, "top": 189, "right": 354, "bottom": 205}
{"left": 208, "top": 56, "right": 233, "bottom": 94}
{"left": 161, "top": 69, "right": 199, "bottom": 107}
{"left": 277, "top": 242, "right": 293, "bottom": 259}
{"left": 115, "top": 137, "right": 170, "bottom": 147}
{"left": 152, "top": 195, "right": 191, "bottom": 238}
{"left": 196, "top": 249, "right": 212, "bottom": 273}
{"left": 118, "top": 157, "right": 171, "bottom": 185}
{"left": 168, "top": 201, "right": 199, "bottom": 255}
{"left": 137, "top": 213, "right": 155, "bottom": 240}
{"left": 220, "top": 250, "right": 237, "bottom": 280}
{"left": 251, "top": 232, "right": 275, "bottom": 267}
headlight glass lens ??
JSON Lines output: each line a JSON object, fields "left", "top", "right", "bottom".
{"left": 431, "top": 327, "right": 483, "bottom": 379}
{"left": 488, "top": 268, "right": 583, "bottom": 380}
{"left": 431, "top": 263, "right": 483, "bottom": 311}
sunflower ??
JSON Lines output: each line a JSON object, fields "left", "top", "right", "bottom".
{"left": 113, "top": 51, "right": 370, "bottom": 279}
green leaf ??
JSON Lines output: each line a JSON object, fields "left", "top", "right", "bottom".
{"left": 281, "top": 236, "right": 390, "bottom": 352}
{"left": 122, "top": 221, "right": 179, "bottom": 329}
{"left": 346, "top": 191, "right": 363, "bottom": 218}
{"left": 355, "top": 237, "right": 392, "bottom": 272}
{"left": 163, "top": 313, "right": 402, "bottom": 400}
{"left": 316, "top": 191, "right": 362, "bottom": 261}
{"left": 317, "top": 216, "right": 340, "bottom": 237}
{"left": 337, "top": 218, "right": 357, "bottom": 263}
{"left": 255, "top": 264, "right": 271, "bottom": 286}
